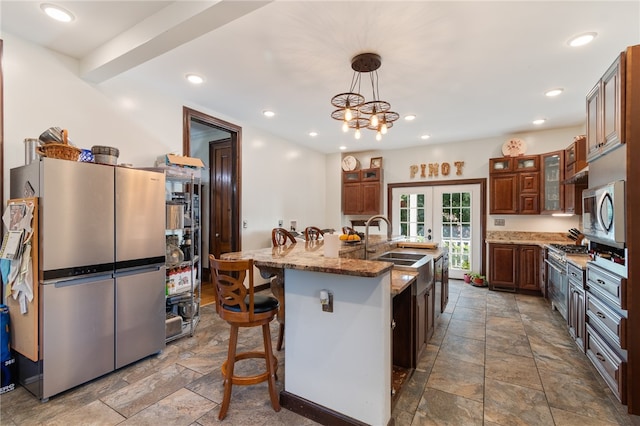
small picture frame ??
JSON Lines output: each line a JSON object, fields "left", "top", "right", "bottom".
{"left": 370, "top": 157, "right": 382, "bottom": 169}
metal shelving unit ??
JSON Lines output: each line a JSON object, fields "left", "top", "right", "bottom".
{"left": 162, "top": 168, "right": 202, "bottom": 342}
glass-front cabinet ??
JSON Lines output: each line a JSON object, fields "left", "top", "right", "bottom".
{"left": 541, "top": 151, "right": 564, "bottom": 214}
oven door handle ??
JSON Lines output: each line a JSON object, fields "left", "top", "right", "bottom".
{"left": 545, "top": 259, "right": 565, "bottom": 274}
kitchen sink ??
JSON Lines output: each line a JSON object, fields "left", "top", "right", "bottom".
{"left": 373, "top": 250, "right": 434, "bottom": 294}
{"left": 373, "top": 251, "right": 431, "bottom": 270}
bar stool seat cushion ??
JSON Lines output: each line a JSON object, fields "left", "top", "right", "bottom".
{"left": 222, "top": 295, "right": 279, "bottom": 313}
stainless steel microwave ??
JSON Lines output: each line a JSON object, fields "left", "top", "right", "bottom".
{"left": 582, "top": 180, "right": 625, "bottom": 248}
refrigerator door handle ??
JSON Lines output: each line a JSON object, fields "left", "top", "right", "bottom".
{"left": 114, "top": 264, "right": 164, "bottom": 278}
{"left": 44, "top": 273, "right": 114, "bottom": 287}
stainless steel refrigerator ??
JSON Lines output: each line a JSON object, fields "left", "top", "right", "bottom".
{"left": 10, "top": 157, "right": 166, "bottom": 400}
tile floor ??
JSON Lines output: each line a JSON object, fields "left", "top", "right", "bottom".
{"left": 2, "top": 280, "right": 640, "bottom": 425}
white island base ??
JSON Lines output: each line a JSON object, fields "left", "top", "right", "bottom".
{"left": 282, "top": 268, "right": 391, "bottom": 426}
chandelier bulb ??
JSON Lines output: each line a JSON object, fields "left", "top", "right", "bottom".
{"left": 355, "top": 128, "right": 361, "bottom": 140}
{"left": 342, "top": 121, "right": 349, "bottom": 132}
{"left": 371, "top": 113, "right": 378, "bottom": 127}
{"left": 376, "top": 131, "right": 382, "bottom": 141}
{"left": 345, "top": 107, "right": 353, "bottom": 121}
{"left": 381, "top": 122, "right": 388, "bottom": 134}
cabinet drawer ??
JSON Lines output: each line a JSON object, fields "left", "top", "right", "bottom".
{"left": 586, "top": 292, "right": 626, "bottom": 349}
{"left": 567, "top": 262, "right": 584, "bottom": 287}
{"left": 586, "top": 263, "right": 626, "bottom": 310}
{"left": 585, "top": 324, "right": 626, "bottom": 403}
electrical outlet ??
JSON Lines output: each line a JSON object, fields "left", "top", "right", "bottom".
{"left": 278, "top": 219, "right": 283, "bottom": 227}
{"left": 494, "top": 218, "right": 505, "bottom": 226}
{"left": 320, "top": 290, "right": 333, "bottom": 313}
{"left": 243, "top": 220, "right": 248, "bottom": 229}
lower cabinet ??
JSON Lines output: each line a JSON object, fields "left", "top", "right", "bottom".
{"left": 415, "top": 282, "right": 434, "bottom": 362}
{"left": 567, "top": 262, "right": 586, "bottom": 352}
{"left": 584, "top": 262, "right": 627, "bottom": 403}
{"left": 488, "top": 243, "right": 540, "bottom": 292}
{"left": 568, "top": 281, "right": 586, "bottom": 352}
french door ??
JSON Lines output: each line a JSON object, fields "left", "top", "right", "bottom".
{"left": 392, "top": 183, "right": 482, "bottom": 279}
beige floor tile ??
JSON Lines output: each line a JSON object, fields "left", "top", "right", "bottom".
{"left": 486, "top": 328, "right": 533, "bottom": 358}
{"left": 445, "top": 318, "right": 486, "bottom": 341}
{"left": 426, "top": 355, "right": 484, "bottom": 402}
{"left": 485, "top": 349, "right": 543, "bottom": 391}
{"left": 39, "top": 400, "right": 125, "bottom": 426}
{"left": 551, "top": 406, "right": 621, "bottom": 426}
{"left": 120, "top": 388, "right": 215, "bottom": 425}
{"left": 538, "top": 367, "right": 622, "bottom": 422}
{"left": 484, "top": 378, "right": 554, "bottom": 425}
{"left": 101, "top": 364, "right": 203, "bottom": 418}
{"left": 485, "top": 315, "right": 526, "bottom": 336}
{"left": 438, "top": 333, "right": 485, "bottom": 366}
{"left": 413, "top": 388, "right": 483, "bottom": 425}
{"left": 451, "top": 305, "right": 486, "bottom": 322}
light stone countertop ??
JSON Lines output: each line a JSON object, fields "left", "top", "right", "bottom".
{"left": 222, "top": 235, "right": 396, "bottom": 278}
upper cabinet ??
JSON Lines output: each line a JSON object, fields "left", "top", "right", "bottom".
{"left": 489, "top": 155, "right": 539, "bottom": 214}
{"left": 342, "top": 168, "right": 383, "bottom": 215}
{"left": 587, "top": 52, "right": 626, "bottom": 162}
{"left": 540, "top": 150, "right": 564, "bottom": 214}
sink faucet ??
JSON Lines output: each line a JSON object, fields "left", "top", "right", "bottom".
{"left": 364, "top": 215, "right": 392, "bottom": 259}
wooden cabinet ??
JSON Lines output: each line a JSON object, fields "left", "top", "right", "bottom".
{"left": 540, "top": 151, "right": 564, "bottom": 214}
{"left": 489, "top": 155, "right": 540, "bottom": 214}
{"left": 568, "top": 262, "right": 586, "bottom": 352}
{"left": 432, "top": 251, "right": 449, "bottom": 322}
{"left": 415, "top": 282, "right": 434, "bottom": 361}
{"left": 489, "top": 243, "right": 540, "bottom": 292}
{"left": 342, "top": 168, "right": 382, "bottom": 215}
{"left": 539, "top": 246, "right": 547, "bottom": 297}
{"left": 587, "top": 52, "right": 626, "bottom": 162}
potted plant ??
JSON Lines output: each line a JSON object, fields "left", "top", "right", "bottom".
{"left": 463, "top": 273, "right": 472, "bottom": 284}
{"left": 470, "top": 273, "right": 486, "bottom": 287}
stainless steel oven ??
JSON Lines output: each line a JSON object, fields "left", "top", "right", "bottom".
{"left": 546, "top": 247, "right": 568, "bottom": 321}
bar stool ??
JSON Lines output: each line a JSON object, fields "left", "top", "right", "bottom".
{"left": 342, "top": 226, "right": 356, "bottom": 235}
{"left": 271, "top": 227, "right": 296, "bottom": 351}
{"left": 209, "top": 255, "right": 281, "bottom": 420}
{"left": 271, "top": 227, "right": 297, "bottom": 246}
{"left": 304, "top": 226, "right": 324, "bottom": 241}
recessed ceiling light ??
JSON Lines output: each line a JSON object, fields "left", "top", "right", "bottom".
{"left": 420, "top": 134, "right": 430, "bottom": 140}
{"left": 404, "top": 114, "right": 416, "bottom": 121}
{"left": 545, "top": 88, "right": 564, "bottom": 97}
{"left": 263, "top": 110, "right": 275, "bottom": 118}
{"left": 309, "top": 131, "right": 318, "bottom": 137}
{"left": 568, "top": 32, "right": 597, "bottom": 47}
{"left": 339, "top": 146, "right": 347, "bottom": 150}
{"left": 185, "top": 74, "right": 204, "bottom": 84}
{"left": 533, "top": 119, "right": 546, "bottom": 125}
{"left": 40, "top": 3, "right": 74, "bottom": 22}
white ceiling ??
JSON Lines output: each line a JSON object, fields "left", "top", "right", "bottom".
{"left": 2, "top": 1, "right": 639, "bottom": 154}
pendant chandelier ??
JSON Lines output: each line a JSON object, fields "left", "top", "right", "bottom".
{"left": 331, "top": 53, "right": 399, "bottom": 141}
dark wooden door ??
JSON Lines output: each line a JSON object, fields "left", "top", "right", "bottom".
{"left": 210, "top": 140, "right": 233, "bottom": 258}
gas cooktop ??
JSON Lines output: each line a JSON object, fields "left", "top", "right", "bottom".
{"left": 549, "top": 244, "right": 589, "bottom": 255}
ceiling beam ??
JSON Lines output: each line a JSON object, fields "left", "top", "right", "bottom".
{"left": 80, "top": 0, "right": 271, "bottom": 83}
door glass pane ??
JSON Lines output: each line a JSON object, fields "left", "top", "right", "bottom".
{"left": 441, "top": 190, "right": 472, "bottom": 273}
{"left": 398, "top": 193, "right": 427, "bottom": 241}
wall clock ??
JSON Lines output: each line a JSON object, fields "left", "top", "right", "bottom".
{"left": 341, "top": 155, "right": 360, "bottom": 171}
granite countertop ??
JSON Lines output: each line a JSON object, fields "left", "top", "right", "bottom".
{"left": 391, "top": 271, "right": 417, "bottom": 296}
{"left": 222, "top": 238, "right": 394, "bottom": 278}
{"left": 485, "top": 231, "right": 576, "bottom": 248}
{"left": 566, "top": 254, "right": 590, "bottom": 269}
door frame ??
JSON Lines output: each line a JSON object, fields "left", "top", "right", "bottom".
{"left": 182, "top": 107, "right": 242, "bottom": 279}
{"left": 387, "top": 178, "right": 487, "bottom": 277}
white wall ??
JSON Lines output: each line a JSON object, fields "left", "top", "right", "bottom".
{"left": 4, "top": 32, "right": 588, "bottom": 248}
{"left": 333, "top": 125, "right": 586, "bottom": 234}
{"left": 2, "top": 33, "right": 327, "bottom": 253}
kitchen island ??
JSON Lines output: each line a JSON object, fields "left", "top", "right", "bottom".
{"left": 222, "top": 237, "right": 412, "bottom": 426}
